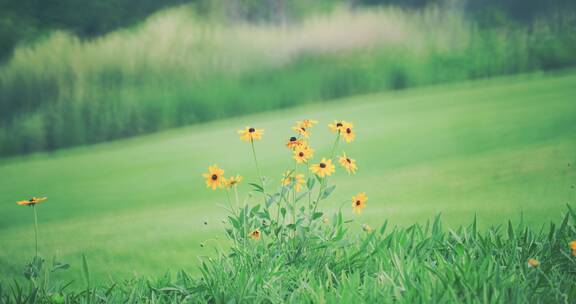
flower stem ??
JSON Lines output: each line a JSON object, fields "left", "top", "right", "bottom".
{"left": 292, "top": 184, "right": 296, "bottom": 224}
{"left": 329, "top": 132, "right": 341, "bottom": 160}
{"left": 233, "top": 185, "right": 240, "bottom": 214}
{"left": 250, "top": 139, "right": 267, "bottom": 200}
{"left": 309, "top": 133, "right": 341, "bottom": 224}
{"left": 306, "top": 165, "right": 312, "bottom": 211}
{"left": 225, "top": 189, "right": 235, "bottom": 215}
{"left": 33, "top": 205, "right": 39, "bottom": 258}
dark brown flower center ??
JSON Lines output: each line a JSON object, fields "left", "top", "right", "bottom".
{"left": 290, "top": 136, "right": 297, "bottom": 142}
{"left": 355, "top": 200, "right": 361, "bottom": 206}
{"left": 336, "top": 123, "right": 343, "bottom": 127}
{"left": 211, "top": 174, "right": 218, "bottom": 181}
{"left": 346, "top": 128, "right": 352, "bottom": 134}
{"left": 319, "top": 163, "right": 326, "bottom": 168}
{"left": 300, "top": 127, "right": 306, "bottom": 131}
{"left": 248, "top": 128, "right": 255, "bottom": 133}
{"left": 346, "top": 158, "right": 351, "bottom": 163}
{"left": 299, "top": 152, "right": 305, "bottom": 157}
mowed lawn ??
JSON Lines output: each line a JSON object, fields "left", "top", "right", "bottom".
{"left": 1, "top": 71, "right": 575, "bottom": 284}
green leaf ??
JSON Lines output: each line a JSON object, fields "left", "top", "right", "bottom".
{"left": 248, "top": 183, "right": 264, "bottom": 193}
{"left": 432, "top": 213, "right": 442, "bottom": 237}
{"left": 507, "top": 220, "right": 514, "bottom": 240}
{"left": 81, "top": 254, "right": 90, "bottom": 289}
{"left": 266, "top": 193, "right": 278, "bottom": 206}
{"left": 472, "top": 213, "right": 477, "bottom": 237}
{"left": 306, "top": 177, "right": 316, "bottom": 190}
{"left": 280, "top": 207, "right": 286, "bottom": 218}
{"left": 228, "top": 216, "right": 240, "bottom": 229}
{"left": 257, "top": 211, "right": 271, "bottom": 220}
{"left": 23, "top": 256, "right": 44, "bottom": 280}
{"left": 558, "top": 211, "right": 570, "bottom": 237}
{"left": 250, "top": 204, "right": 261, "bottom": 215}
{"left": 379, "top": 220, "right": 388, "bottom": 235}
{"left": 295, "top": 192, "right": 308, "bottom": 202}
{"left": 49, "top": 293, "right": 65, "bottom": 304}
{"left": 51, "top": 258, "right": 70, "bottom": 272}
{"left": 321, "top": 185, "right": 336, "bottom": 199}
{"left": 312, "top": 212, "right": 323, "bottom": 220}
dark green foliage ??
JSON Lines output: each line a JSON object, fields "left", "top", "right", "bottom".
{"left": 0, "top": 0, "right": 191, "bottom": 60}
{"left": 1, "top": 0, "right": 575, "bottom": 61}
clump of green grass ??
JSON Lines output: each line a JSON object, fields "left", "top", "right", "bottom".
{"left": 3, "top": 206, "right": 576, "bottom": 303}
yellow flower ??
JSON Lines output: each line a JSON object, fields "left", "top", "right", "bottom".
{"left": 296, "top": 119, "right": 318, "bottom": 128}
{"left": 322, "top": 217, "right": 330, "bottom": 224}
{"left": 238, "top": 127, "right": 264, "bottom": 142}
{"left": 16, "top": 197, "right": 47, "bottom": 206}
{"left": 202, "top": 165, "right": 225, "bottom": 190}
{"left": 281, "top": 171, "right": 305, "bottom": 192}
{"left": 527, "top": 258, "right": 540, "bottom": 268}
{"left": 338, "top": 153, "right": 357, "bottom": 174}
{"left": 569, "top": 241, "right": 576, "bottom": 256}
{"left": 292, "top": 125, "right": 311, "bottom": 138}
{"left": 281, "top": 171, "right": 292, "bottom": 186}
{"left": 328, "top": 120, "right": 347, "bottom": 133}
{"left": 249, "top": 229, "right": 261, "bottom": 240}
{"left": 286, "top": 136, "right": 304, "bottom": 150}
{"left": 341, "top": 123, "right": 355, "bottom": 143}
{"left": 310, "top": 158, "right": 335, "bottom": 178}
{"left": 294, "top": 174, "right": 305, "bottom": 192}
{"left": 362, "top": 224, "right": 373, "bottom": 233}
{"left": 224, "top": 175, "right": 243, "bottom": 188}
{"left": 352, "top": 192, "right": 368, "bottom": 214}
{"left": 293, "top": 145, "right": 314, "bottom": 164}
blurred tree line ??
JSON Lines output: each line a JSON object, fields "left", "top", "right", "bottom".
{"left": 1, "top": 0, "right": 575, "bottom": 62}
{"left": 1, "top": 0, "right": 575, "bottom": 157}
{"left": 0, "top": 0, "right": 190, "bottom": 61}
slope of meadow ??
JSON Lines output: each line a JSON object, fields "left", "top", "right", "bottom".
{"left": 0, "top": 70, "right": 575, "bottom": 285}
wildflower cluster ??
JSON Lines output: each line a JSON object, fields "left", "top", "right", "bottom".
{"left": 202, "top": 119, "right": 370, "bottom": 249}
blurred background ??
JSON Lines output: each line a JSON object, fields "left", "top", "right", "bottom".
{"left": 0, "top": 0, "right": 575, "bottom": 283}
{"left": 1, "top": 0, "right": 575, "bottom": 155}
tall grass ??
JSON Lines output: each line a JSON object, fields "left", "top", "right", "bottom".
{"left": 1, "top": 5, "right": 575, "bottom": 157}
{"left": 3, "top": 206, "right": 576, "bottom": 303}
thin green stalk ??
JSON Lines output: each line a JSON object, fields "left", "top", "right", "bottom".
{"left": 306, "top": 165, "right": 312, "bottom": 211}
{"left": 225, "top": 189, "right": 235, "bottom": 215}
{"left": 292, "top": 185, "right": 296, "bottom": 227}
{"left": 225, "top": 188, "right": 246, "bottom": 266}
{"left": 275, "top": 182, "right": 289, "bottom": 226}
{"left": 233, "top": 185, "right": 240, "bottom": 214}
{"left": 292, "top": 163, "right": 297, "bottom": 226}
{"left": 250, "top": 139, "right": 265, "bottom": 192}
{"left": 309, "top": 133, "right": 341, "bottom": 224}
{"left": 33, "top": 205, "right": 39, "bottom": 258}
{"left": 329, "top": 132, "right": 341, "bottom": 160}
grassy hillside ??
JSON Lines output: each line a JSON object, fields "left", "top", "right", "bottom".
{"left": 0, "top": 71, "right": 575, "bottom": 284}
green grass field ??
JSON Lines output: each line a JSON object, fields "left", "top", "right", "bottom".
{"left": 1, "top": 70, "right": 575, "bottom": 285}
